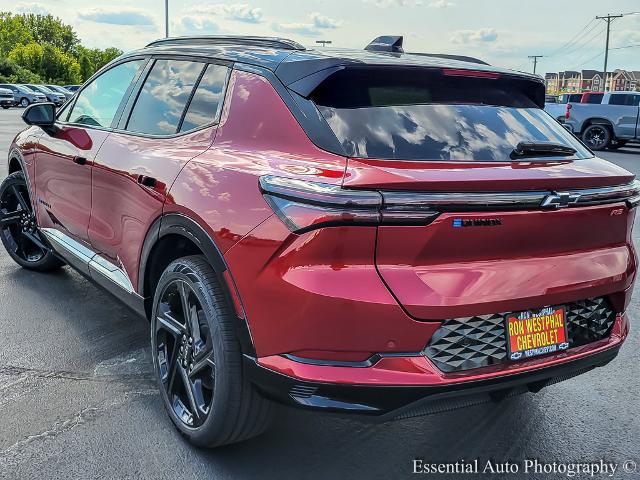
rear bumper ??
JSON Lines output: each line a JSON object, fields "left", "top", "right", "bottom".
{"left": 246, "top": 314, "right": 628, "bottom": 420}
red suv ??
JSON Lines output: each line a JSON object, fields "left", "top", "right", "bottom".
{"left": 1, "top": 36, "right": 637, "bottom": 447}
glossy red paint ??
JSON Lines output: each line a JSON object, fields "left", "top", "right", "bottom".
{"left": 224, "top": 215, "right": 442, "bottom": 357}
{"left": 89, "top": 127, "right": 216, "bottom": 288}
{"left": 34, "top": 125, "right": 111, "bottom": 243}
{"left": 343, "top": 157, "right": 635, "bottom": 191}
{"left": 166, "top": 70, "right": 348, "bottom": 255}
{"left": 376, "top": 204, "right": 636, "bottom": 319}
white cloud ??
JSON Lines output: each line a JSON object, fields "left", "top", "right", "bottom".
{"left": 273, "top": 12, "right": 343, "bottom": 37}
{"left": 272, "top": 21, "right": 320, "bottom": 37}
{"left": 14, "top": 2, "right": 50, "bottom": 15}
{"left": 311, "top": 13, "right": 342, "bottom": 29}
{"left": 364, "top": 0, "right": 417, "bottom": 7}
{"left": 174, "top": 16, "right": 221, "bottom": 35}
{"left": 451, "top": 28, "right": 498, "bottom": 44}
{"left": 191, "top": 4, "right": 263, "bottom": 24}
{"left": 427, "top": 0, "right": 455, "bottom": 7}
{"left": 78, "top": 7, "right": 155, "bottom": 26}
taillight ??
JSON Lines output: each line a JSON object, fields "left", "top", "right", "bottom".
{"left": 259, "top": 176, "right": 438, "bottom": 234}
{"left": 565, "top": 103, "right": 572, "bottom": 120}
{"left": 442, "top": 68, "right": 500, "bottom": 79}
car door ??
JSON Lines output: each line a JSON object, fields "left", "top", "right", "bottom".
{"left": 34, "top": 58, "right": 147, "bottom": 260}
{"left": 88, "top": 59, "right": 230, "bottom": 292}
{"left": 608, "top": 93, "right": 640, "bottom": 138}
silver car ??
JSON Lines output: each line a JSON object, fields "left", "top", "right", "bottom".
{"left": 0, "top": 88, "right": 14, "bottom": 109}
{"left": 0, "top": 84, "right": 46, "bottom": 107}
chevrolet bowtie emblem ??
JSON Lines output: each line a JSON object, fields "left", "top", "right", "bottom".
{"left": 541, "top": 192, "right": 581, "bottom": 209}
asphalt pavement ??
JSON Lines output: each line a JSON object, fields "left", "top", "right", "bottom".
{"left": 0, "top": 107, "right": 639, "bottom": 479}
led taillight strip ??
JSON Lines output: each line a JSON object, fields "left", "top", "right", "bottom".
{"left": 259, "top": 176, "right": 640, "bottom": 234}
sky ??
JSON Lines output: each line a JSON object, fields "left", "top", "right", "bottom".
{"left": 6, "top": 0, "right": 640, "bottom": 75}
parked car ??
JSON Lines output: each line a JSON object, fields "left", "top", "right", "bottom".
{"left": 63, "top": 85, "right": 80, "bottom": 92}
{"left": 581, "top": 91, "right": 604, "bottom": 104}
{"left": 563, "top": 91, "right": 640, "bottom": 150}
{"left": 0, "top": 88, "right": 14, "bottom": 109}
{"left": 24, "top": 85, "right": 65, "bottom": 106}
{"left": 1, "top": 35, "right": 636, "bottom": 448}
{"left": 545, "top": 92, "right": 603, "bottom": 119}
{"left": 558, "top": 93, "right": 583, "bottom": 103}
{"left": 545, "top": 94, "right": 557, "bottom": 104}
{"left": 0, "top": 84, "right": 46, "bottom": 107}
{"left": 45, "top": 84, "right": 74, "bottom": 101}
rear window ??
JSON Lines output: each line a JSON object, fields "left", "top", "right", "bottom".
{"left": 608, "top": 94, "right": 640, "bottom": 106}
{"left": 584, "top": 93, "right": 603, "bottom": 104}
{"left": 311, "top": 67, "right": 591, "bottom": 161}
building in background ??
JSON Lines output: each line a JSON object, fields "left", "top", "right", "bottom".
{"left": 545, "top": 68, "right": 640, "bottom": 94}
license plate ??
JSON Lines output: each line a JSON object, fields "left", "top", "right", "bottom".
{"left": 505, "top": 306, "right": 569, "bottom": 361}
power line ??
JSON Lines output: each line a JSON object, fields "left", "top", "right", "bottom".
{"left": 560, "top": 23, "right": 606, "bottom": 58}
{"left": 546, "top": 18, "right": 597, "bottom": 57}
{"left": 610, "top": 43, "right": 640, "bottom": 50}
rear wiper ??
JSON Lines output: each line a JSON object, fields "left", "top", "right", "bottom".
{"left": 510, "top": 142, "right": 576, "bottom": 160}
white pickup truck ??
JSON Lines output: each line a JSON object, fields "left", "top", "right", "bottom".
{"left": 561, "top": 91, "right": 640, "bottom": 150}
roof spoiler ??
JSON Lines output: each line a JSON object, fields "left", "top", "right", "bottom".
{"left": 365, "top": 36, "right": 404, "bottom": 53}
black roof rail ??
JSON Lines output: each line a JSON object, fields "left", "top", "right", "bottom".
{"left": 365, "top": 35, "right": 404, "bottom": 53}
{"left": 406, "top": 52, "right": 489, "bottom": 65}
{"left": 146, "top": 35, "right": 306, "bottom": 51}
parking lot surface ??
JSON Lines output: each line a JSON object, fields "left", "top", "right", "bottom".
{"left": 0, "top": 107, "right": 639, "bottom": 479}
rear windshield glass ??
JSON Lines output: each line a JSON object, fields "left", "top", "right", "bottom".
{"left": 312, "top": 68, "right": 592, "bottom": 161}
{"left": 584, "top": 93, "right": 603, "bottom": 104}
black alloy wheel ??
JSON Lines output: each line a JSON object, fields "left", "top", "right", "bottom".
{"left": 582, "top": 124, "right": 610, "bottom": 150}
{"left": 154, "top": 278, "right": 215, "bottom": 428}
{"left": 0, "top": 171, "right": 62, "bottom": 271}
{"left": 151, "top": 256, "right": 273, "bottom": 447}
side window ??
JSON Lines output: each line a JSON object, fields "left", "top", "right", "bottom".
{"left": 126, "top": 59, "right": 204, "bottom": 136}
{"left": 66, "top": 60, "right": 144, "bottom": 127}
{"left": 608, "top": 94, "right": 629, "bottom": 106}
{"left": 179, "top": 64, "right": 229, "bottom": 132}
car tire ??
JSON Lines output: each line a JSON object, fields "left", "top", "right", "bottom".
{"left": 1, "top": 106, "right": 8, "bottom": 110}
{"left": 19, "top": 98, "right": 29, "bottom": 108}
{"left": 0, "top": 171, "right": 64, "bottom": 272}
{"left": 151, "top": 255, "right": 273, "bottom": 447}
{"left": 582, "top": 124, "right": 611, "bottom": 150}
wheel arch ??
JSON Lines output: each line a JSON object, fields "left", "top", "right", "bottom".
{"left": 8, "top": 157, "right": 22, "bottom": 175}
{"left": 580, "top": 118, "right": 614, "bottom": 134}
{"left": 139, "top": 213, "right": 256, "bottom": 356}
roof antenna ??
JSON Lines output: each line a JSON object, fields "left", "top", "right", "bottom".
{"left": 364, "top": 36, "right": 404, "bottom": 53}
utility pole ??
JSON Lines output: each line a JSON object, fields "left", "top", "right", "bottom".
{"left": 596, "top": 13, "right": 623, "bottom": 91}
{"left": 528, "top": 55, "right": 543, "bottom": 74}
{"left": 165, "top": 0, "right": 169, "bottom": 38}
{"left": 316, "top": 40, "right": 332, "bottom": 47}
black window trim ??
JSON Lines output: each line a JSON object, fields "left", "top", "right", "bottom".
{"left": 114, "top": 54, "right": 233, "bottom": 139}
{"left": 54, "top": 55, "right": 150, "bottom": 132}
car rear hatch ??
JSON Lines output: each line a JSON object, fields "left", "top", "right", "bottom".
{"left": 310, "top": 65, "right": 638, "bottom": 320}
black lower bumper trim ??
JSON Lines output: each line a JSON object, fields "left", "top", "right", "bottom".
{"left": 244, "top": 346, "right": 620, "bottom": 421}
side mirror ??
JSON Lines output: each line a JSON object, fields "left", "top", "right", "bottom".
{"left": 22, "top": 102, "right": 58, "bottom": 134}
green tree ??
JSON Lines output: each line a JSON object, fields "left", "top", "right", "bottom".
{"left": 9, "top": 42, "right": 81, "bottom": 84}
{"left": 0, "top": 11, "right": 120, "bottom": 83}
{"left": 78, "top": 51, "right": 93, "bottom": 81}
{"left": 0, "top": 13, "right": 33, "bottom": 56}
{"left": 0, "top": 58, "right": 42, "bottom": 83}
